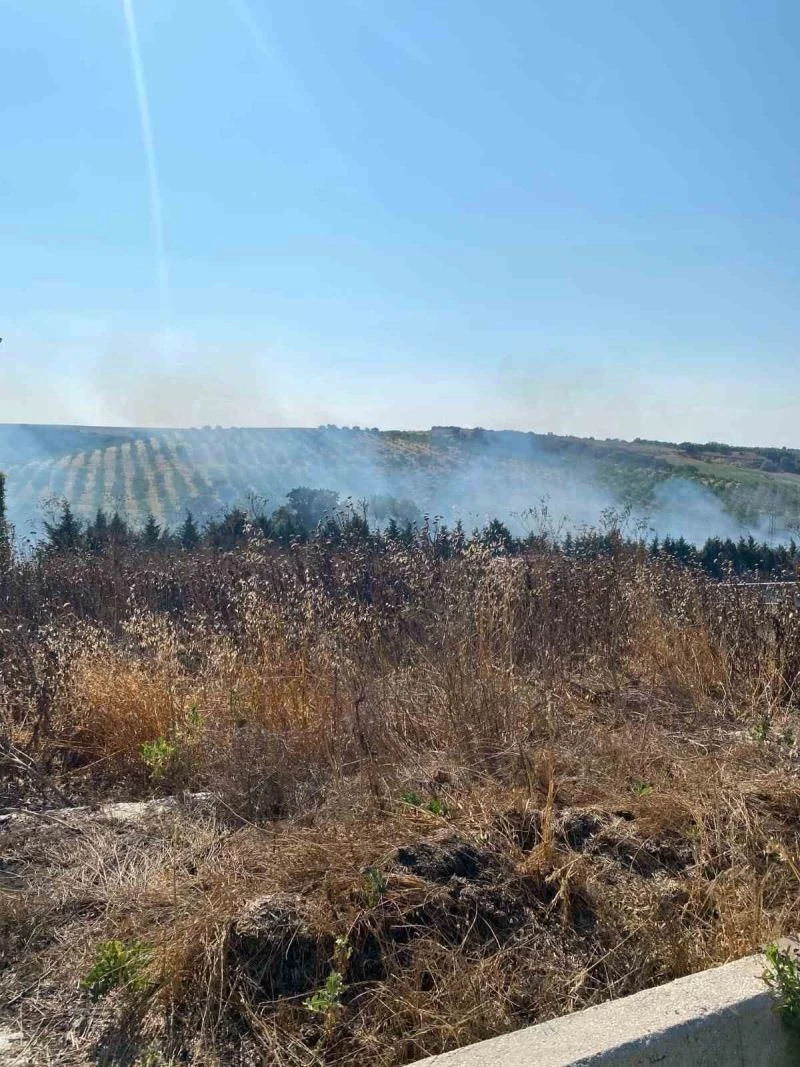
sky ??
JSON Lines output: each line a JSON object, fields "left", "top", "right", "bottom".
{"left": 2, "top": 0, "right": 799, "bottom": 443}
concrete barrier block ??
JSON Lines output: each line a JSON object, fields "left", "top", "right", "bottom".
{"left": 411, "top": 944, "right": 800, "bottom": 1066}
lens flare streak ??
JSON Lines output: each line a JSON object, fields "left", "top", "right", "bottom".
{"left": 121, "top": 0, "right": 170, "bottom": 319}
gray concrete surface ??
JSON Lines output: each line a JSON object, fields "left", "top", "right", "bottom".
{"left": 411, "top": 945, "right": 800, "bottom": 1066}
{"left": 0, "top": 791, "right": 214, "bottom": 829}
{"left": 0, "top": 1029, "right": 30, "bottom": 1067}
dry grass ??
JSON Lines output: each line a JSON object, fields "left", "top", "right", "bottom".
{"left": 2, "top": 537, "right": 800, "bottom": 1064}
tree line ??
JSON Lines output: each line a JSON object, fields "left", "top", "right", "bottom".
{"left": 1, "top": 472, "right": 798, "bottom": 580}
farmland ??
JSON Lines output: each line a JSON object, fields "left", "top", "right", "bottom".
{"left": 3, "top": 423, "right": 800, "bottom": 540}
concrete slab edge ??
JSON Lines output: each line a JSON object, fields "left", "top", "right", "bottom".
{"left": 410, "top": 939, "right": 800, "bottom": 1066}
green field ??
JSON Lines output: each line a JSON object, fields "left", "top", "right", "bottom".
{"left": 2, "top": 423, "right": 800, "bottom": 539}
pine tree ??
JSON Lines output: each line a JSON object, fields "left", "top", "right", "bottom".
{"left": 87, "top": 509, "right": 109, "bottom": 554}
{"left": 44, "top": 502, "right": 83, "bottom": 553}
{"left": 179, "top": 511, "right": 200, "bottom": 551}
{"left": 108, "top": 512, "right": 130, "bottom": 546}
{"left": 451, "top": 519, "right": 466, "bottom": 554}
{"left": 481, "top": 518, "right": 515, "bottom": 555}
{"left": 143, "top": 514, "right": 161, "bottom": 547}
{"left": 399, "top": 520, "right": 416, "bottom": 547}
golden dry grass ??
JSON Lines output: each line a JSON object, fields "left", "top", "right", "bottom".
{"left": 2, "top": 538, "right": 800, "bottom": 1064}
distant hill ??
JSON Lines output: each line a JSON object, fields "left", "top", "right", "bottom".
{"left": 2, "top": 423, "right": 800, "bottom": 542}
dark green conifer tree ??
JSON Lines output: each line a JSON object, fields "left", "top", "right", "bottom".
{"left": 179, "top": 511, "right": 200, "bottom": 550}
{"left": 108, "top": 512, "right": 130, "bottom": 547}
{"left": 44, "top": 502, "right": 83, "bottom": 553}
{"left": 143, "top": 514, "right": 161, "bottom": 547}
{"left": 87, "top": 509, "right": 109, "bottom": 554}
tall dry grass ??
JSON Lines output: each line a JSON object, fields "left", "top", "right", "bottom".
{"left": 2, "top": 535, "right": 800, "bottom": 1064}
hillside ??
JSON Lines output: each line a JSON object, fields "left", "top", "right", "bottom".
{"left": 2, "top": 423, "right": 800, "bottom": 542}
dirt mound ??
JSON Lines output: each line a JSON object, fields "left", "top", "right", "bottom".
{"left": 382, "top": 831, "right": 550, "bottom": 949}
{"left": 390, "top": 830, "right": 504, "bottom": 883}
{"left": 228, "top": 894, "right": 334, "bottom": 999}
{"left": 557, "top": 807, "right": 694, "bottom": 877}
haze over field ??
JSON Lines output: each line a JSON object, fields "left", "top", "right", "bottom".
{"left": 3, "top": 422, "right": 800, "bottom": 545}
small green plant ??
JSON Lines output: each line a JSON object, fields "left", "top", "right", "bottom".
{"left": 140, "top": 737, "right": 175, "bottom": 778}
{"left": 400, "top": 790, "right": 448, "bottom": 815}
{"left": 779, "top": 726, "right": 795, "bottom": 748}
{"left": 184, "top": 703, "right": 202, "bottom": 729}
{"left": 304, "top": 937, "right": 351, "bottom": 1021}
{"left": 141, "top": 707, "right": 203, "bottom": 779}
{"left": 751, "top": 713, "right": 771, "bottom": 742}
{"left": 364, "top": 866, "right": 388, "bottom": 906}
{"left": 304, "top": 970, "right": 347, "bottom": 1017}
{"left": 631, "top": 780, "right": 653, "bottom": 797}
{"left": 135, "top": 1046, "right": 169, "bottom": 1067}
{"left": 81, "top": 939, "right": 150, "bottom": 1001}
{"left": 334, "top": 935, "right": 352, "bottom": 966}
{"left": 763, "top": 942, "right": 800, "bottom": 1029}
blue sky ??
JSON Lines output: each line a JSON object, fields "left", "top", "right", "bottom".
{"left": 2, "top": 0, "right": 799, "bottom": 442}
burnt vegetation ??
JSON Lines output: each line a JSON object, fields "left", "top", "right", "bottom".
{"left": 2, "top": 476, "right": 800, "bottom": 1064}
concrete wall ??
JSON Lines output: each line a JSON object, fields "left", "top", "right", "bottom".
{"left": 411, "top": 944, "right": 800, "bottom": 1067}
